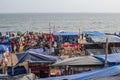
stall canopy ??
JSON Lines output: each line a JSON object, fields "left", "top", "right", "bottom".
{"left": 94, "top": 53, "right": 120, "bottom": 64}
{"left": 38, "top": 65, "right": 120, "bottom": 80}
{"left": 53, "top": 31, "right": 78, "bottom": 44}
{"left": 15, "top": 51, "right": 59, "bottom": 65}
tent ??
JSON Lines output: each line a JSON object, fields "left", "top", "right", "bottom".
{"left": 15, "top": 51, "right": 59, "bottom": 65}
{"left": 38, "top": 65, "right": 120, "bottom": 80}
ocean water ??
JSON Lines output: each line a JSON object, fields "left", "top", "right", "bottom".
{"left": 0, "top": 13, "right": 120, "bottom": 34}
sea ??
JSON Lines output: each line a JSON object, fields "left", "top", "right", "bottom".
{"left": 0, "top": 13, "right": 120, "bottom": 34}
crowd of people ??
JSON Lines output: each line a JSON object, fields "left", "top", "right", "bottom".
{"left": 0, "top": 31, "right": 83, "bottom": 59}
{"left": 0, "top": 31, "right": 53, "bottom": 53}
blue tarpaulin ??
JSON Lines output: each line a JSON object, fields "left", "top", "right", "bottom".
{"left": 94, "top": 53, "right": 120, "bottom": 63}
{"left": 53, "top": 31, "right": 78, "bottom": 36}
{"left": 0, "top": 42, "right": 11, "bottom": 53}
{"left": 91, "top": 35, "right": 120, "bottom": 43}
{"left": 38, "top": 65, "right": 120, "bottom": 80}
{"left": 15, "top": 51, "right": 59, "bottom": 65}
{"left": 83, "top": 31, "right": 105, "bottom": 42}
{"left": 53, "top": 31, "right": 78, "bottom": 44}
{"left": 26, "top": 48, "right": 44, "bottom": 54}
{"left": 7, "top": 66, "right": 27, "bottom": 76}
{"left": 0, "top": 45, "right": 7, "bottom": 52}
{"left": 83, "top": 31, "right": 105, "bottom": 36}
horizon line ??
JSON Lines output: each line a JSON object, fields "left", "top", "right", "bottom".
{"left": 1, "top": 12, "right": 120, "bottom": 14}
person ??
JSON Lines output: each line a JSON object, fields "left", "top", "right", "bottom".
{"left": 10, "top": 39, "right": 15, "bottom": 53}
{"left": 61, "top": 68, "right": 65, "bottom": 76}
{"left": 114, "top": 32, "right": 117, "bottom": 35}
{"left": 0, "top": 32, "right": 2, "bottom": 36}
{"left": 15, "top": 41, "right": 20, "bottom": 52}
{"left": 82, "top": 33, "right": 84, "bottom": 39}
{"left": 15, "top": 37, "right": 20, "bottom": 52}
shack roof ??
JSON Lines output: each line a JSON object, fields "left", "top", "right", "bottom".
{"left": 39, "top": 64, "right": 120, "bottom": 80}
{"left": 53, "top": 56, "right": 103, "bottom": 66}
{"left": 94, "top": 53, "right": 120, "bottom": 63}
{"left": 83, "top": 31, "right": 105, "bottom": 36}
{"left": 91, "top": 35, "right": 120, "bottom": 43}
{"left": 15, "top": 51, "right": 59, "bottom": 65}
{"left": 86, "top": 49, "right": 105, "bottom": 55}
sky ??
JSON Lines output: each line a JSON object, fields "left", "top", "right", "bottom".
{"left": 0, "top": 0, "right": 120, "bottom": 13}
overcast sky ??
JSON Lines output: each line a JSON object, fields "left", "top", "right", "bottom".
{"left": 0, "top": 0, "right": 120, "bottom": 13}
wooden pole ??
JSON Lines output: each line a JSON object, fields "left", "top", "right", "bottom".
{"left": 104, "top": 37, "right": 108, "bottom": 67}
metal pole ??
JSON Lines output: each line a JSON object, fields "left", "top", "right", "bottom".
{"left": 105, "top": 37, "right": 108, "bottom": 67}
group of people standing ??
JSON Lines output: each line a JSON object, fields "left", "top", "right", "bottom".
{"left": 6, "top": 31, "right": 53, "bottom": 53}
{"left": 0, "top": 31, "right": 54, "bottom": 54}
